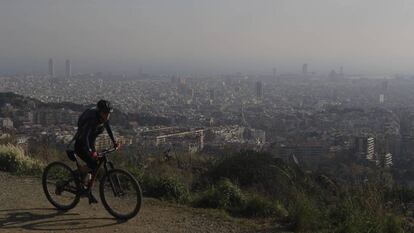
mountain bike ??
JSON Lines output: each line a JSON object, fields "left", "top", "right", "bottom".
{"left": 42, "top": 148, "right": 142, "bottom": 220}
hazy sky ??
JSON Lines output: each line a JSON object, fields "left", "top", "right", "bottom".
{"left": 1, "top": 0, "right": 414, "bottom": 76}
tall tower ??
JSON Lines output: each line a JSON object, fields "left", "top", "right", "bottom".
{"left": 355, "top": 137, "right": 375, "bottom": 160}
{"left": 48, "top": 58, "right": 54, "bottom": 77}
{"left": 273, "top": 68, "right": 277, "bottom": 79}
{"left": 65, "top": 59, "right": 71, "bottom": 77}
{"left": 302, "top": 63, "right": 308, "bottom": 76}
{"left": 379, "top": 80, "right": 388, "bottom": 104}
{"left": 256, "top": 81, "right": 263, "bottom": 101}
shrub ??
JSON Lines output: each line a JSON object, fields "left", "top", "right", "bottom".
{"left": 142, "top": 175, "right": 190, "bottom": 203}
{"left": 288, "top": 194, "right": 324, "bottom": 232}
{"left": 193, "top": 178, "right": 245, "bottom": 212}
{"left": 382, "top": 215, "right": 404, "bottom": 233}
{"left": 240, "top": 195, "right": 288, "bottom": 218}
{"left": 331, "top": 202, "right": 377, "bottom": 233}
{"left": 331, "top": 196, "right": 404, "bottom": 233}
{"left": 0, "top": 144, "right": 43, "bottom": 175}
{"left": 128, "top": 166, "right": 144, "bottom": 182}
{"left": 208, "top": 150, "right": 279, "bottom": 187}
{"left": 206, "top": 150, "right": 299, "bottom": 198}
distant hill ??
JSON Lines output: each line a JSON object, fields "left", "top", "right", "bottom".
{"left": 0, "top": 92, "right": 171, "bottom": 127}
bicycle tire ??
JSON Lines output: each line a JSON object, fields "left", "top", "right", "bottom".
{"left": 99, "top": 169, "right": 142, "bottom": 220}
{"left": 42, "top": 161, "right": 81, "bottom": 210}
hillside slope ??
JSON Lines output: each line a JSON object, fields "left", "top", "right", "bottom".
{"left": 0, "top": 172, "right": 280, "bottom": 233}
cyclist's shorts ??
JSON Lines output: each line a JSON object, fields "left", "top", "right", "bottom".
{"left": 74, "top": 141, "right": 98, "bottom": 170}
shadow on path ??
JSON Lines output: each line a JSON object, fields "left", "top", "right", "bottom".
{"left": 0, "top": 208, "right": 126, "bottom": 231}
{"left": 22, "top": 217, "right": 125, "bottom": 231}
{"left": 0, "top": 208, "right": 73, "bottom": 229}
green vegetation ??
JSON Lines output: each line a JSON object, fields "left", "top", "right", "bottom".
{"left": 192, "top": 178, "right": 245, "bottom": 212}
{"left": 287, "top": 193, "right": 325, "bottom": 232}
{"left": 141, "top": 175, "right": 191, "bottom": 203}
{"left": 125, "top": 149, "right": 408, "bottom": 232}
{"left": 192, "top": 179, "right": 288, "bottom": 218}
{"left": 1, "top": 137, "right": 408, "bottom": 232}
{"left": 0, "top": 144, "right": 44, "bottom": 175}
{"left": 241, "top": 195, "right": 288, "bottom": 218}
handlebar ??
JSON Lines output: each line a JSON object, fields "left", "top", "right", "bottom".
{"left": 97, "top": 147, "right": 117, "bottom": 157}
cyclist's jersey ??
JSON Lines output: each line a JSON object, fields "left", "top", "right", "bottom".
{"left": 76, "top": 107, "right": 116, "bottom": 152}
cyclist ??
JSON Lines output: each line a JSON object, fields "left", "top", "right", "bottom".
{"left": 73, "top": 99, "right": 120, "bottom": 203}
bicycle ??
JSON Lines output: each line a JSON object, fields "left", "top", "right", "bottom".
{"left": 42, "top": 148, "right": 142, "bottom": 220}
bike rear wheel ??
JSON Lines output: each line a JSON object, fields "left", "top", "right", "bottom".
{"left": 42, "top": 162, "right": 81, "bottom": 210}
{"left": 99, "top": 169, "right": 142, "bottom": 220}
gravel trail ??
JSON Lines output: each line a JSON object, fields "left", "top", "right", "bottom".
{"left": 0, "top": 172, "right": 263, "bottom": 233}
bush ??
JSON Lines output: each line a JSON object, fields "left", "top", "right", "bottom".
{"left": 206, "top": 150, "right": 300, "bottom": 198}
{"left": 240, "top": 195, "right": 288, "bottom": 218}
{"left": 288, "top": 194, "right": 324, "bottom": 232}
{"left": 128, "top": 166, "right": 144, "bottom": 182}
{"left": 0, "top": 144, "right": 43, "bottom": 175}
{"left": 331, "top": 196, "right": 404, "bottom": 233}
{"left": 382, "top": 215, "right": 404, "bottom": 233}
{"left": 142, "top": 175, "right": 190, "bottom": 203}
{"left": 208, "top": 150, "right": 280, "bottom": 187}
{"left": 193, "top": 178, "right": 245, "bottom": 212}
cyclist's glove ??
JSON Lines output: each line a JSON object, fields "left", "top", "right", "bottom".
{"left": 114, "top": 142, "right": 121, "bottom": 150}
{"left": 90, "top": 151, "right": 97, "bottom": 159}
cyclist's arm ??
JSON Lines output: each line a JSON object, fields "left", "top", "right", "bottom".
{"left": 105, "top": 122, "right": 116, "bottom": 145}
{"left": 82, "top": 121, "right": 97, "bottom": 152}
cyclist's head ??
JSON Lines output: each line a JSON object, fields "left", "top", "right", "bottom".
{"left": 97, "top": 99, "right": 113, "bottom": 113}
{"left": 96, "top": 99, "right": 113, "bottom": 122}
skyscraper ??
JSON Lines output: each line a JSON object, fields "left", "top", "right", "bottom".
{"left": 302, "top": 63, "right": 308, "bottom": 76}
{"left": 379, "top": 94, "right": 385, "bottom": 104}
{"left": 65, "top": 59, "right": 71, "bottom": 77}
{"left": 355, "top": 137, "right": 375, "bottom": 160}
{"left": 379, "top": 80, "right": 388, "bottom": 104}
{"left": 48, "top": 58, "right": 54, "bottom": 77}
{"left": 256, "top": 81, "right": 263, "bottom": 101}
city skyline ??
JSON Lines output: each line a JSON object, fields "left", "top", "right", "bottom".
{"left": 41, "top": 58, "right": 348, "bottom": 77}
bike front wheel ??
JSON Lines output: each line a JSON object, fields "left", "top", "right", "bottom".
{"left": 99, "top": 169, "right": 142, "bottom": 220}
{"left": 42, "top": 162, "right": 81, "bottom": 210}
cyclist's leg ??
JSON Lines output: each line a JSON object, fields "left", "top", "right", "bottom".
{"left": 75, "top": 143, "right": 97, "bottom": 184}
{"left": 74, "top": 142, "right": 99, "bottom": 204}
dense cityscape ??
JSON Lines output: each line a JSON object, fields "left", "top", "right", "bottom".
{"left": 2, "top": 60, "right": 414, "bottom": 185}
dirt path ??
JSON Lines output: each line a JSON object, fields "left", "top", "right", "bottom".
{"left": 0, "top": 172, "right": 279, "bottom": 233}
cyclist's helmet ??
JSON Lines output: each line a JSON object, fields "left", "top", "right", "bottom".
{"left": 97, "top": 99, "right": 113, "bottom": 113}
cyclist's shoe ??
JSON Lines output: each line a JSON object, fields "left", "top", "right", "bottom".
{"left": 55, "top": 181, "right": 64, "bottom": 195}
{"left": 88, "top": 192, "right": 99, "bottom": 205}
{"left": 79, "top": 186, "right": 89, "bottom": 197}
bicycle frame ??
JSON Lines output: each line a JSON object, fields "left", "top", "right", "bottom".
{"left": 73, "top": 148, "right": 117, "bottom": 192}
